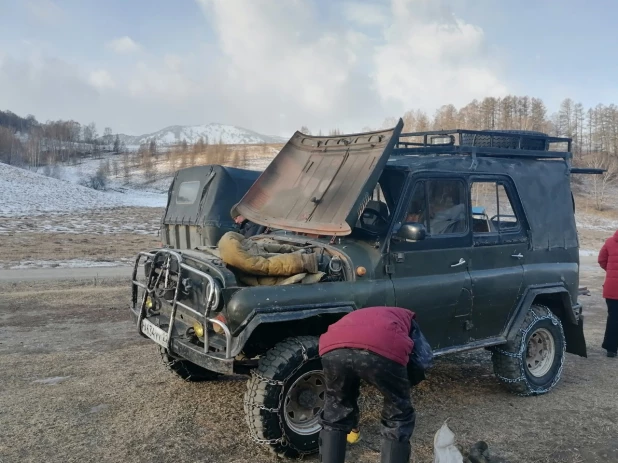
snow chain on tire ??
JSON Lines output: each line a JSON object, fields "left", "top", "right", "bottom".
{"left": 244, "top": 336, "right": 320, "bottom": 458}
{"left": 491, "top": 304, "right": 566, "bottom": 396}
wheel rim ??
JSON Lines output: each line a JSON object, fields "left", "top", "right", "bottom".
{"left": 525, "top": 328, "right": 555, "bottom": 377}
{"left": 283, "top": 370, "right": 325, "bottom": 435}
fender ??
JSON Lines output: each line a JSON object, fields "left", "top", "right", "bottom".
{"left": 504, "top": 284, "right": 587, "bottom": 357}
{"left": 229, "top": 304, "right": 354, "bottom": 358}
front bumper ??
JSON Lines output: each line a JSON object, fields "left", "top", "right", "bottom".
{"left": 129, "top": 307, "right": 234, "bottom": 374}
{"left": 131, "top": 250, "right": 234, "bottom": 375}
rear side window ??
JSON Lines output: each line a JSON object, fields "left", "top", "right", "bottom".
{"left": 470, "top": 182, "right": 519, "bottom": 234}
{"left": 176, "top": 181, "right": 201, "bottom": 204}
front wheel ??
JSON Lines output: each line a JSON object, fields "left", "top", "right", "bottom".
{"left": 492, "top": 305, "right": 565, "bottom": 396}
{"left": 244, "top": 336, "right": 324, "bottom": 458}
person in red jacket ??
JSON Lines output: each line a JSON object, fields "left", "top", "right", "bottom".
{"left": 599, "top": 230, "right": 618, "bottom": 358}
{"left": 318, "top": 306, "right": 425, "bottom": 463}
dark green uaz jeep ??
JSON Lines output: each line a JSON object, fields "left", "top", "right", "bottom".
{"left": 131, "top": 121, "right": 591, "bottom": 457}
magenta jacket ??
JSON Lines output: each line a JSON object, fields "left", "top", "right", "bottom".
{"left": 319, "top": 306, "right": 416, "bottom": 366}
{"left": 599, "top": 230, "right": 618, "bottom": 300}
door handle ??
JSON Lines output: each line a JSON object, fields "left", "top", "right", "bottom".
{"left": 511, "top": 253, "right": 524, "bottom": 259}
{"left": 451, "top": 258, "right": 466, "bottom": 268}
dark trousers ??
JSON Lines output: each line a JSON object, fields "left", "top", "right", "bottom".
{"left": 602, "top": 299, "right": 618, "bottom": 354}
{"left": 320, "top": 348, "right": 416, "bottom": 442}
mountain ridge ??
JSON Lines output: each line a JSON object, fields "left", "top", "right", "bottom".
{"left": 116, "top": 123, "right": 286, "bottom": 146}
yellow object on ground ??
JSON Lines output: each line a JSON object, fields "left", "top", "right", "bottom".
{"left": 347, "top": 429, "right": 361, "bottom": 444}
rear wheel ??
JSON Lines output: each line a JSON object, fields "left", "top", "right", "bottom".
{"left": 244, "top": 336, "right": 324, "bottom": 458}
{"left": 159, "top": 347, "right": 221, "bottom": 382}
{"left": 492, "top": 305, "right": 565, "bottom": 396}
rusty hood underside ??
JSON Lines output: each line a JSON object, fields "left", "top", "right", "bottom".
{"left": 232, "top": 119, "right": 404, "bottom": 236}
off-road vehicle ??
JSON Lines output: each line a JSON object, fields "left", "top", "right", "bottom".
{"left": 131, "top": 121, "right": 592, "bottom": 457}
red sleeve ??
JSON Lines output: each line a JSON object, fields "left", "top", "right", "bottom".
{"left": 599, "top": 243, "right": 609, "bottom": 270}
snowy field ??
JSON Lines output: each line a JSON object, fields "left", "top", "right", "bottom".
{"left": 0, "top": 163, "right": 166, "bottom": 217}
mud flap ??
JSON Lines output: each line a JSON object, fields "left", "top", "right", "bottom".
{"left": 563, "top": 315, "right": 587, "bottom": 357}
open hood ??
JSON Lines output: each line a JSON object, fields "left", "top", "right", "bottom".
{"left": 232, "top": 119, "right": 403, "bottom": 236}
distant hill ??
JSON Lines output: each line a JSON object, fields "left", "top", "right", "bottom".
{"left": 116, "top": 123, "right": 286, "bottom": 147}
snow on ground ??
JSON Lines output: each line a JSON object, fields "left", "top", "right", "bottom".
{"left": 579, "top": 249, "right": 598, "bottom": 257}
{"left": 0, "top": 162, "right": 166, "bottom": 217}
{"left": 10, "top": 258, "right": 131, "bottom": 270}
{"left": 576, "top": 212, "right": 618, "bottom": 232}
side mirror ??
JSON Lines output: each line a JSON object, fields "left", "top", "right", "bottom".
{"left": 396, "top": 223, "right": 426, "bottom": 241}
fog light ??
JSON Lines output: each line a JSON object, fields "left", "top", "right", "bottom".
{"left": 193, "top": 321, "right": 205, "bottom": 338}
{"left": 145, "top": 297, "right": 153, "bottom": 310}
{"left": 213, "top": 314, "right": 227, "bottom": 335}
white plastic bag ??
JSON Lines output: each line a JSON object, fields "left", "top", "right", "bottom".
{"left": 433, "top": 422, "right": 464, "bottom": 463}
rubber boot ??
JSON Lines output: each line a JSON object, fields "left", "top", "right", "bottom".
{"left": 319, "top": 429, "right": 347, "bottom": 463}
{"left": 380, "top": 439, "right": 411, "bottom": 463}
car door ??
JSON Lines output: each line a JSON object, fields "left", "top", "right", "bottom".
{"left": 467, "top": 178, "right": 527, "bottom": 341}
{"left": 389, "top": 177, "right": 473, "bottom": 350}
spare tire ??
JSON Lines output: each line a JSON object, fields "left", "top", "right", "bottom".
{"left": 461, "top": 130, "right": 548, "bottom": 151}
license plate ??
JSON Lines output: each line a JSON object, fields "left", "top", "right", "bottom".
{"left": 141, "top": 318, "right": 169, "bottom": 348}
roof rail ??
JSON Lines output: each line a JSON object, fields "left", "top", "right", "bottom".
{"left": 393, "top": 129, "right": 572, "bottom": 160}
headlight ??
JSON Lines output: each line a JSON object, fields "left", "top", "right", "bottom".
{"left": 213, "top": 314, "right": 227, "bottom": 335}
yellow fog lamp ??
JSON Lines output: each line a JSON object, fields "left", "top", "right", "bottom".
{"left": 192, "top": 321, "right": 205, "bottom": 338}
{"left": 145, "top": 296, "right": 154, "bottom": 310}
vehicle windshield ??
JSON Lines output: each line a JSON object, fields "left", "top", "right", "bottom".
{"left": 352, "top": 169, "right": 406, "bottom": 236}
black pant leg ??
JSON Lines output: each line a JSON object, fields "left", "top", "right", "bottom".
{"left": 320, "top": 349, "right": 362, "bottom": 433}
{"left": 603, "top": 299, "right": 618, "bottom": 354}
{"left": 358, "top": 351, "right": 416, "bottom": 442}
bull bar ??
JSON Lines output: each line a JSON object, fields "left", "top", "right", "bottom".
{"left": 130, "top": 249, "right": 234, "bottom": 374}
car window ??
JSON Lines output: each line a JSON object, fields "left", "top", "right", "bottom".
{"left": 470, "top": 182, "right": 519, "bottom": 233}
{"left": 176, "top": 181, "right": 201, "bottom": 204}
{"left": 406, "top": 179, "right": 468, "bottom": 236}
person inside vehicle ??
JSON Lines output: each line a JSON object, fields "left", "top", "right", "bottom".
{"left": 234, "top": 214, "right": 265, "bottom": 238}
{"left": 427, "top": 183, "right": 466, "bottom": 234}
{"left": 599, "top": 229, "right": 618, "bottom": 358}
{"left": 318, "top": 306, "right": 432, "bottom": 463}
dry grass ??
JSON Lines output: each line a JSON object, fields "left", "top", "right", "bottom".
{"left": 0, "top": 263, "right": 616, "bottom": 463}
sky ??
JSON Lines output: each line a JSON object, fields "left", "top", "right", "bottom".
{"left": 1, "top": 0, "right": 617, "bottom": 137}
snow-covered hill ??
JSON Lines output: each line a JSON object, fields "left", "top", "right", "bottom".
{"left": 117, "top": 123, "right": 286, "bottom": 147}
{"left": 0, "top": 163, "right": 165, "bottom": 216}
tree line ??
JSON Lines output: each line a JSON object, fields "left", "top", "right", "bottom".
{"left": 0, "top": 110, "right": 125, "bottom": 168}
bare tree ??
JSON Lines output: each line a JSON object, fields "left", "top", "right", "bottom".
{"left": 587, "top": 152, "right": 618, "bottom": 210}
{"left": 113, "top": 135, "right": 121, "bottom": 154}
{"left": 103, "top": 127, "right": 113, "bottom": 151}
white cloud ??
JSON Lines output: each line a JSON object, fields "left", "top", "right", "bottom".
{"left": 106, "top": 36, "right": 142, "bottom": 54}
{"left": 342, "top": 1, "right": 388, "bottom": 27}
{"left": 373, "top": 0, "right": 507, "bottom": 111}
{"left": 195, "top": 0, "right": 507, "bottom": 134}
{"left": 89, "top": 69, "right": 115, "bottom": 90}
{"left": 26, "top": 0, "right": 64, "bottom": 24}
{"left": 0, "top": 0, "right": 509, "bottom": 137}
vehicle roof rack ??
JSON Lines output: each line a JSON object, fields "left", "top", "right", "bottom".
{"left": 393, "top": 129, "right": 572, "bottom": 160}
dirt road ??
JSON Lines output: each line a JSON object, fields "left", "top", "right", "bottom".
{"left": 1, "top": 263, "right": 616, "bottom": 463}
{"left": 0, "top": 266, "right": 131, "bottom": 282}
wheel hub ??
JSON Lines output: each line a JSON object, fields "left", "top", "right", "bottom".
{"left": 525, "top": 328, "right": 555, "bottom": 378}
{"left": 283, "top": 370, "right": 325, "bottom": 435}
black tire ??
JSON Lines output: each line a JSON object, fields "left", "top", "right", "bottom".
{"left": 492, "top": 305, "right": 565, "bottom": 396}
{"left": 159, "top": 347, "right": 221, "bottom": 381}
{"left": 244, "top": 336, "right": 324, "bottom": 458}
{"left": 461, "top": 130, "right": 548, "bottom": 151}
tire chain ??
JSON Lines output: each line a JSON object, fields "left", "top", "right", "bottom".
{"left": 492, "top": 306, "right": 565, "bottom": 396}
{"left": 245, "top": 338, "right": 321, "bottom": 458}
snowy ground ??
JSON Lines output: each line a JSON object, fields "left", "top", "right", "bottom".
{"left": 0, "top": 163, "right": 166, "bottom": 217}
